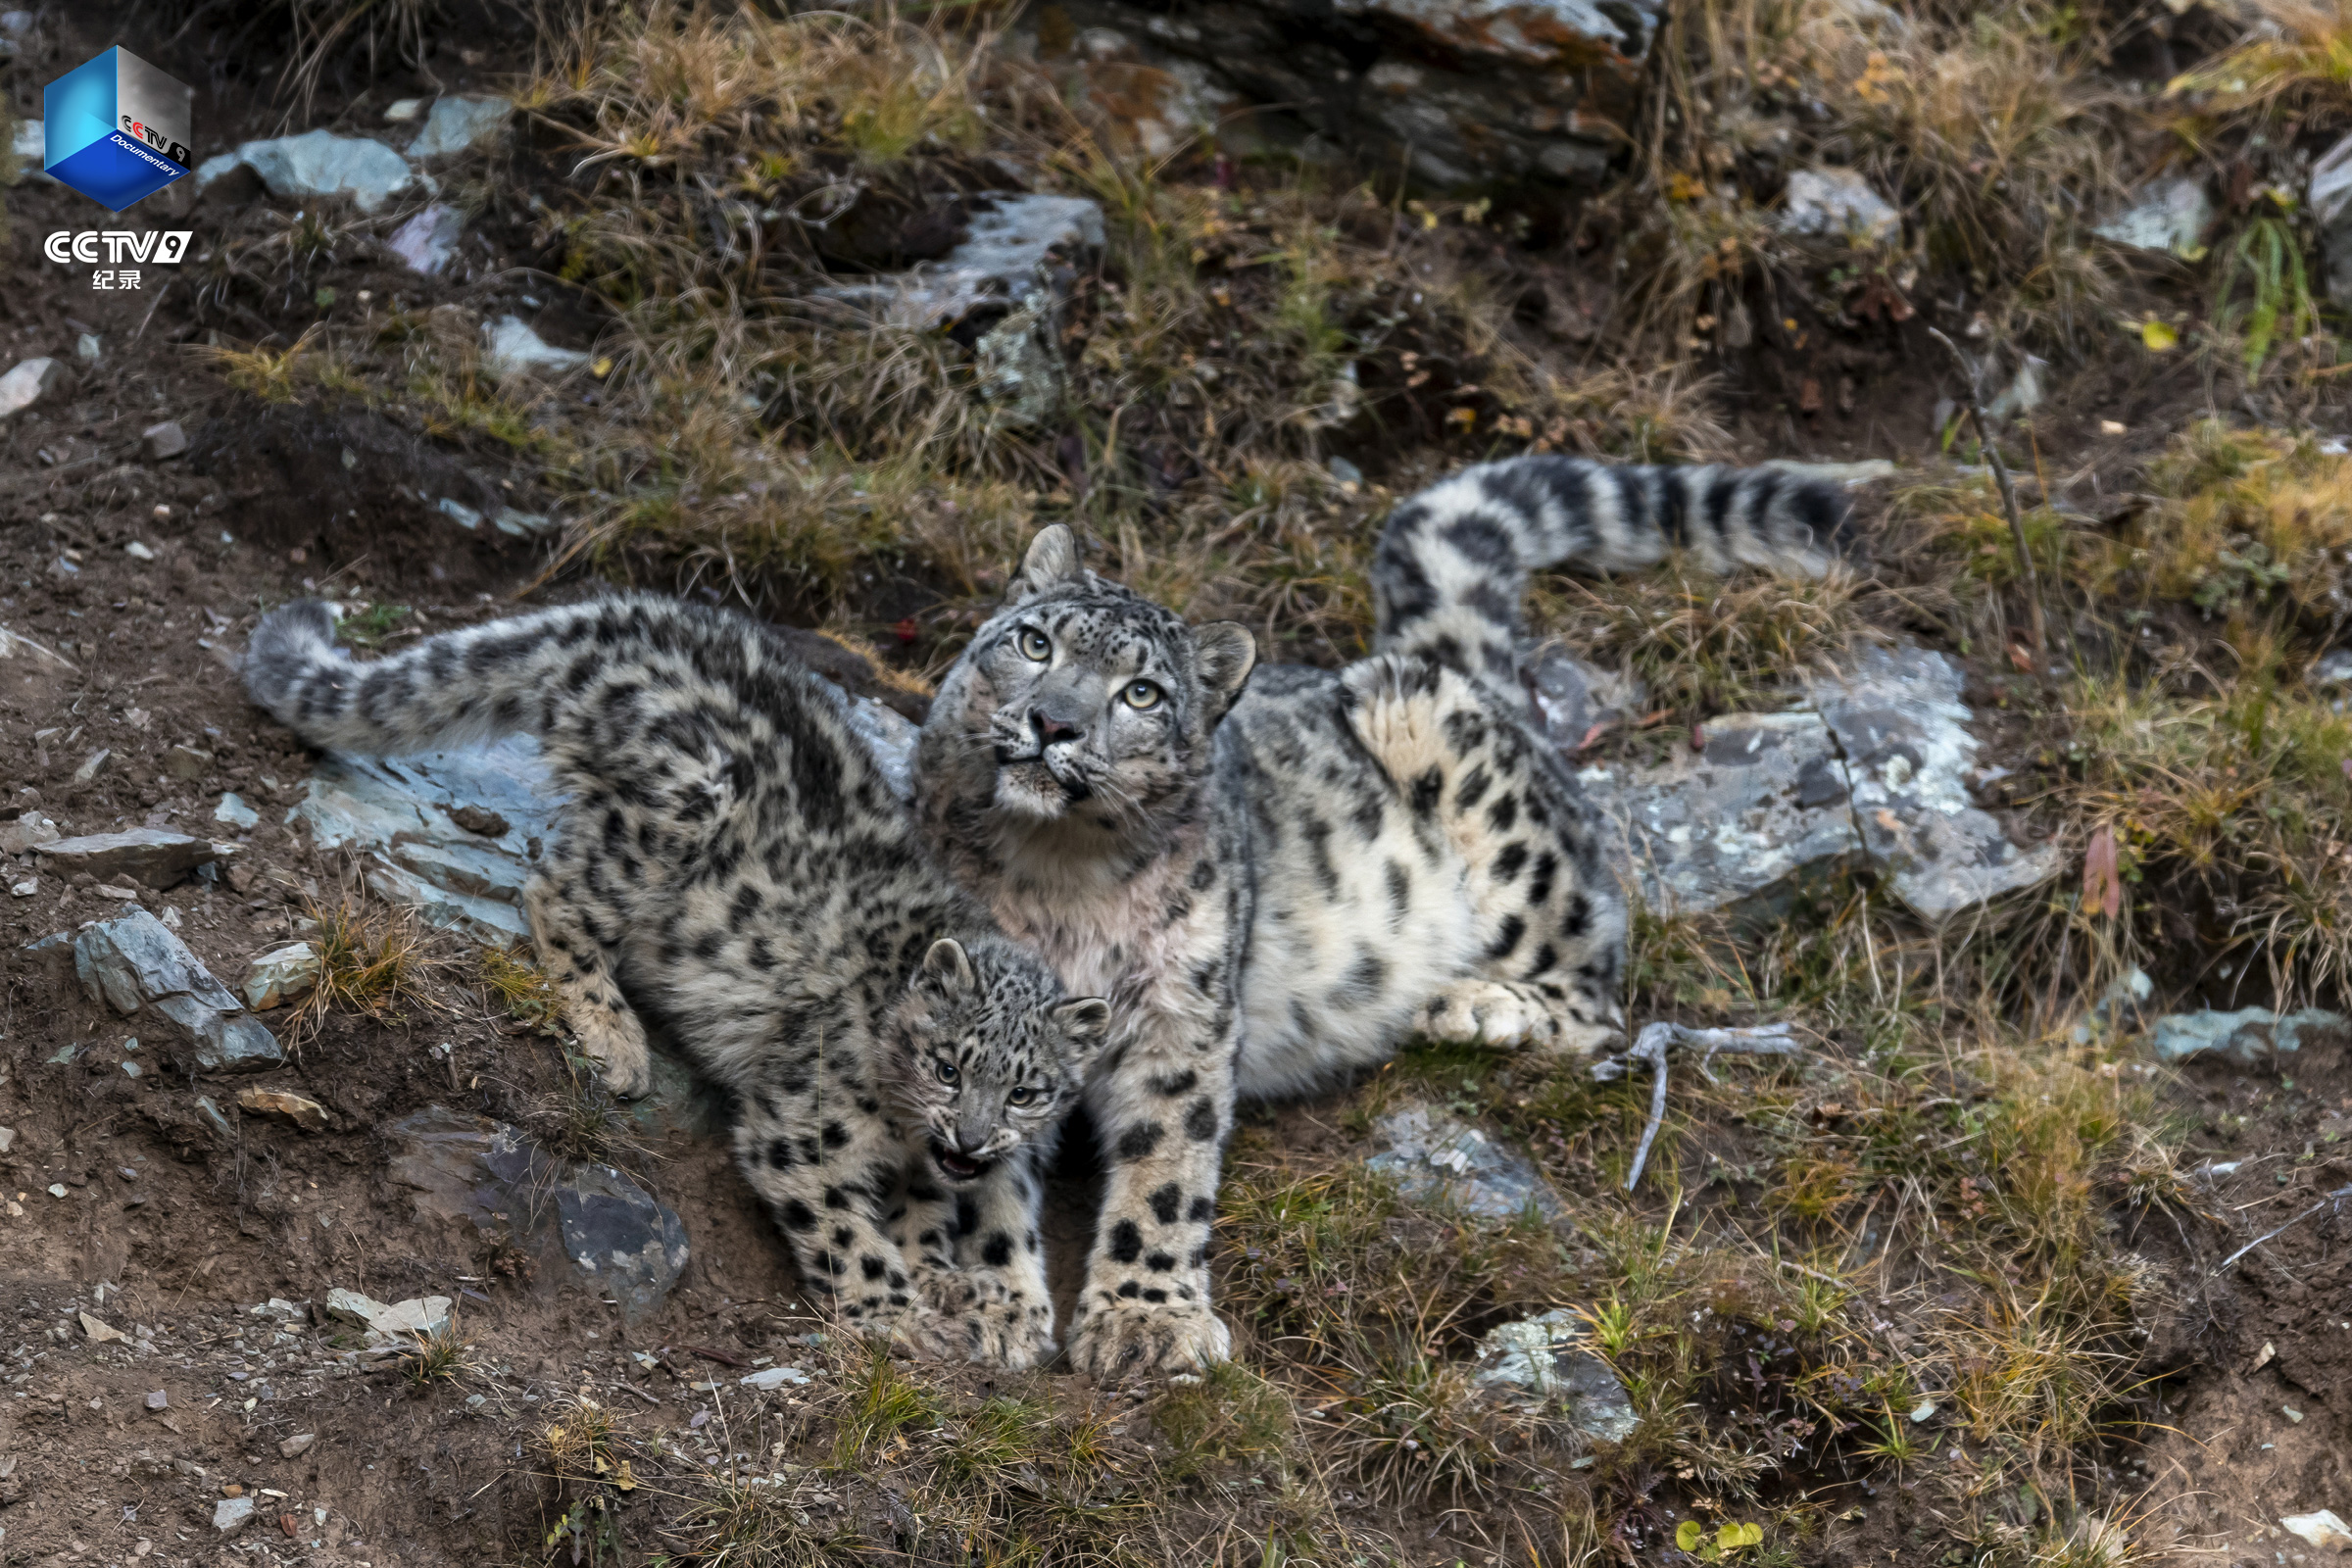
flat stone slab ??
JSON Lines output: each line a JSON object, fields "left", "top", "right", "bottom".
{"left": 195, "top": 129, "right": 415, "bottom": 214}
{"left": 387, "top": 1104, "right": 690, "bottom": 1321}
{"left": 2152, "top": 1006, "right": 2349, "bottom": 1067}
{"left": 1578, "top": 644, "right": 2059, "bottom": 920}
{"left": 32, "top": 828, "right": 234, "bottom": 888}
{"left": 74, "top": 907, "right": 284, "bottom": 1073}
{"left": 408, "top": 94, "right": 512, "bottom": 160}
{"left": 237, "top": 1085, "right": 331, "bottom": 1133}
{"left": 1366, "top": 1102, "right": 1568, "bottom": 1224}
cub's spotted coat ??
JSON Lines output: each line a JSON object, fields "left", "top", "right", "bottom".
{"left": 245, "top": 597, "right": 1110, "bottom": 1368}
{"left": 913, "top": 457, "right": 1850, "bottom": 1376}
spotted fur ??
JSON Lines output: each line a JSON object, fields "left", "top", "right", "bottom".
{"left": 913, "top": 458, "right": 1848, "bottom": 1378}
{"left": 245, "top": 596, "right": 1109, "bottom": 1368}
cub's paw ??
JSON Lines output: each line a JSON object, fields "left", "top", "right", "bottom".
{"left": 1413, "top": 980, "right": 1563, "bottom": 1050}
{"left": 1067, "top": 1298, "right": 1231, "bottom": 1381}
{"left": 908, "top": 1272, "right": 1055, "bottom": 1369}
{"left": 568, "top": 1004, "right": 653, "bottom": 1099}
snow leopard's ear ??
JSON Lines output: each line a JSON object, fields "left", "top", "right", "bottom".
{"left": 916, "top": 937, "right": 976, "bottom": 997}
{"left": 1193, "top": 620, "right": 1256, "bottom": 720}
{"left": 1014, "top": 525, "right": 1082, "bottom": 599}
{"left": 1050, "top": 997, "right": 1114, "bottom": 1068}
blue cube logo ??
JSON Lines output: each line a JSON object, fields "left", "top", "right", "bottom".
{"left": 45, "top": 47, "right": 194, "bottom": 212}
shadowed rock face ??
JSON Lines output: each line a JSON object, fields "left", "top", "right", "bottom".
{"left": 1037, "top": 0, "right": 1666, "bottom": 192}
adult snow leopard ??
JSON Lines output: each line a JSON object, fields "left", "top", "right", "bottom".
{"left": 245, "top": 596, "right": 1111, "bottom": 1368}
{"left": 913, "top": 456, "right": 1850, "bottom": 1376}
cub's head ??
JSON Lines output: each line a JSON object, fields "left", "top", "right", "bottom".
{"left": 885, "top": 935, "right": 1112, "bottom": 1185}
{"left": 922, "top": 525, "right": 1255, "bottom": 830}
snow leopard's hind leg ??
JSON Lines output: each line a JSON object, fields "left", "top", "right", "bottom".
{"left": 1345, "top": 654, "right": 1627, "bottom": 1060}
{"left": 524, "top": 831, "right": 654, "bottom": 1098}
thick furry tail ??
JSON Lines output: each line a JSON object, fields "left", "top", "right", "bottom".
{"left": 1369, "top": 456, "right": 1853, "bottom": 693}
{"left": 244, "top": 597, "right": 653, "bottom": 756}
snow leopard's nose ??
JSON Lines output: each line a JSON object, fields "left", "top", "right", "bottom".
{"left": 955, "top": 1110, "right": 1000, "bottom": 1154}
{"left": 1029, "top": 706, "right": 1082, "bottom": 747}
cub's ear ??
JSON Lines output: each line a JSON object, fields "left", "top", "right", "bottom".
{"left": 916, "top": 937, "right": 976, "bottom": 997}
{"left": 1050, "top": 997, "right": 1114, "bottom": 1066}
{"left": 1193, "top": 620, "right": 1256, "bottom": 717}
{"left": 1015, "top": 525, "right": 1082, "bottom": 599}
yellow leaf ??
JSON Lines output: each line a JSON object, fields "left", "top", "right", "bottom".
{"left": 1678, "top": 1522, "right": 1705, "bottom": 1552}
{"left": 590, "top": 357, "right": 612, "bottom": 378}
{"left": 2140, "top": 319, "right": 2179, "bottom": 352}
{"left": 1446, "top": 407, "right": 1478, "bottom": 428}
{"left": 612, "top": 1459, "right": 637, "bottom": 1494}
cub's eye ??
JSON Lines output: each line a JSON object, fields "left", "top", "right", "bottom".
{"left": 1007, "top": 1086, "right": 1035, "bottom": 1106}
{"left": 1121, "top": 680, "right": 1162, "bottom": 710}
{"left": 935, "top": 1058, "right": 959, "bottom": 1086}
{"left": 1016, "top": 628, "right": 1052, "bottom": 662}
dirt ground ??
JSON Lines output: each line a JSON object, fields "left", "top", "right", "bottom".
{"left": 6, "top": 3, "right": 2352, "bottom": 1566}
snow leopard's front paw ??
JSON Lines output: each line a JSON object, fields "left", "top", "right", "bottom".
{"left": 1066, "top": 1298, "right": 1231, "bottom": 1381}
{"left": 906, "top": 1269, "right": 1056, "bottom": 1370}
{"left": 567, "top": 1004, "right": 653, "bottom": 1099}
{"left": 1414, "top": 980, "right": 1564, "bottom": 1051}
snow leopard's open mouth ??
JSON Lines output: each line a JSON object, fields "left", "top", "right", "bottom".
{"left": 930, "top": 1142, "right": 993, "bottom": 1183}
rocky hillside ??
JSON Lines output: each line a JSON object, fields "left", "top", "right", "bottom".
{"left": 4, "top": 1, "right": 2351, "bottom": 1565}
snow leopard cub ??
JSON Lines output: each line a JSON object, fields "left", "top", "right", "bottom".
{"left": 244, "top": 595, "right": 1110, "bottom": 1368}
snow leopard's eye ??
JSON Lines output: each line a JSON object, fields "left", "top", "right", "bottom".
{"left": 934, "top": 1057, "right": 959, "bottom": 1086}
{"left": 1016, "top": 627, "right": 1052, "bottom": 662}
{"left": 1120, "top": 680, "right": 1162, "bottom": 710}
{"left": 1006, "top": 1086, "right": 1035, "bottom": 1105}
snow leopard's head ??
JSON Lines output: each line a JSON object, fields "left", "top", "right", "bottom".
{"left": 884, "top": 935, "right": 1112, "bottom": 1184}
{"left": 918, "top": 525, "right": 1255, "bottom": 833}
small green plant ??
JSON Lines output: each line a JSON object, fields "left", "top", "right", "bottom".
{"left": 1678, "top": 1519, "right": 1765, "bottom": 1558}
{"left": 2213, "top": 210, "right": 2319, "bottom": 374}
{"left": 402, "top": 1321, "right": 469, "bottom": 1388}
{"left": 337, "top": 601, "right": 411, "bottom": 647}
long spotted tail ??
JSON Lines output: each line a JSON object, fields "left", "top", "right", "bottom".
{"left": 1368, "top": 456, "right": 1853, "bottom": 696}
{"left": 242, "top": 594, "right": 722, "bottom": 757}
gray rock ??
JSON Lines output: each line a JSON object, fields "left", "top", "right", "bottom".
{"left": 1473, "top": 1308, "right": 1641, "bottom": 1443}
{"left": 0, "top": 357, "right": 65, "bottom": 420}
{"left": 1365, "top": 1102, "right": 1567, "bottom": 1223}
{"left": 1580, "top": 710, "right": 1865, "bottom": 917}
{"left": 2095, "top": 175, "right": 2214, "bottom": 257}
{"left": 387, "top": 202, "right": 465, "bottom": 275}
{"left": 74, "top": 908, "right": 284, "bottom": 1073}
{"left": 1782, "top": 167, "right": 1901, "bottom": 245}
{"left": 324, "top": 1287, "right": 389, "bottom": 1327}
{"left": 408, "top": 94, "right": 513, "bottom": 160}
{"left": 482, "top": 316, "right": 590, "bottom": 378}
{"left": 1520, "top": 641, "right": 1644, "bottom": 758}
{"left": 0, "top": 808, "right": 62, "bottom": 856}
{"left": 1812, "top": 645, "right": 2064, "bottom": 919}
{"left": 141, "top": 419, "right": 189, "bottom": 461}
{"left": 1577, "top": 645, "right": 2059, "bottom": 921}
{"left": 2310, "top": 649, "right": 2352, "bottom": 689}
{"left": 197, "top": 129, "right": 416, "bottom": 214}
{"left": 215, "top": 793, "right": 260, "bottom": 831}
{"left": 367, "top": 1295, "right": 453, "bottom": 1338}
{"left": 290, "top": 735, "right": 556, "bottom": 946}
{"left": 193, "top": 1096, "right": 235, "bottom": 1140}
{"left": 387, "top": 1105, "right": 690, "bottom": 1320}
{"left": 279, "top": 1433, "right": 317, "bottom": 1458}
{"left": 972, "top": 284, "right": 1065, "bottom": 427}
{"left": 32, "top": 828, "right": 232, "bottom": 888}
{"left": 213, "top": 1496, "right": 255, "bottom": 1534}
{"left": 821, "top": 193, "right": 1103, "bottom": 328}
{"left": 2313, "top": 135, "right": 2352, "bottom": 309}
{"left": 553, "top": 1161, "right": 692, "bottom": 1320}
{"left": 492, "top": 507, "right": 557, "bottom": 539}
{"left": 243, "top": 942, "right": 319, "bottom": 1010}
{"left": 2151, "top": 1007, "right": 2349, "bottom": 1067}
{"left": 1105, "top": 0, "right": 1661, "bottom": 191}
{"left": 0, "top": 1125, "right": 13, "bottom": 1153}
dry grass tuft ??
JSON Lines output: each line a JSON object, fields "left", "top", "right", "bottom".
{"left": 282, "top": 896, "right": 439, "bottom": 1047}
